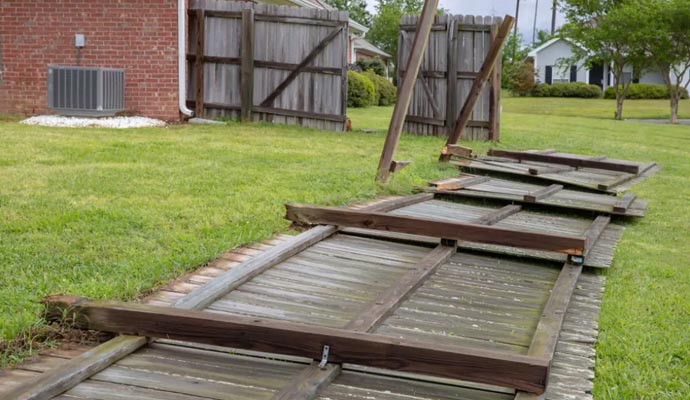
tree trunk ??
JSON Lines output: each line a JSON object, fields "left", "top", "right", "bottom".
{"left": 615, "top": 96, "right": 624, "bottom": 121}
{"left": 670, "top": 95, "right": 679, "bottom": 124}
{"left": 612, "top": 63, "right": 626, "bottom": 121}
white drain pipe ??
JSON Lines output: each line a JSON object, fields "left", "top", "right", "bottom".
{"left": 178, "top": 0, "right": 194, "bottom": 117}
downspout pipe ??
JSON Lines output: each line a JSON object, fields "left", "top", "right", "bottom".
{"left": 178, "top": 0, "right": 194, "bottom": 117}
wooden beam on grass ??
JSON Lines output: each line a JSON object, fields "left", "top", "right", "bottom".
{"left": 285, "top": 204, "right": 586, "bottom": 255}
{"left": 376, "top": 0, "right": 440, "bottom": 183}
{"left": 583, "top": 216, "right": 610, "bottom": 258}
{"left": 345, "top": 244, "right": 456, "bottom": 332}
{"left": 442, "top": 144, "right": 475, "bottom": 158}
{"left": 523, "top": 184, "right": 563, "bottom": 203}
{"left": 42, "top": 297, "right": 550, "bottom": 393}
{"left": 487, "top": 149, "right": 643, "bottom": 174}
{"left": 428, "top": 175, "right": 489, "bottom": 190}
{"left": 440, "top": 16, "right": 514, "bottom": 161}
{"left": 389, "top": 160, "right": 412, "bottom": 173}
{"left": 514, "top": 262, "right": 582, "bottom": 400}
{"left": 613, "top": 193, "right": 636, "bottom": 214}
{"left": 474, "top": 205, "right": 522, "bottom": 225}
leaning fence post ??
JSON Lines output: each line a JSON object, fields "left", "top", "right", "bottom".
{"left": 375, "top": 0, "right": 440, "bottom": 183}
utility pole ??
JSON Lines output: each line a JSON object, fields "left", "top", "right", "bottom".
{"left": 551, "top": 0, "right": 557, "bottom": 34}
{"left": 513, "top": 0, "right": 520, "bottom": 61}
{"left": 532, "top": 0, "right": 539, "bottom": 45}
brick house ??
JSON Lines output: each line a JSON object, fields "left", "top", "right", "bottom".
{"left": 0, "top": 0, "right": 380, "bottom": 121}
{"left": 0, "top": 0, "right": 184, "bottom": 120}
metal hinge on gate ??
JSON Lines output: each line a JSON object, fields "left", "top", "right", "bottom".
{"left": 318, "top": 345, "right": 330, "bottom": 369}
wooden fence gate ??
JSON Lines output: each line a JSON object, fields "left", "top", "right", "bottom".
{"left": 187, "top": 0, "right": 349, "bottom": 131}
{"left": 398, "top": 15, "right": 503, "bottom": 140}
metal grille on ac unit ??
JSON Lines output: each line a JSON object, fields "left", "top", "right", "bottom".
{"left": 47, "top": 66, "right": 124, "bottom": 117}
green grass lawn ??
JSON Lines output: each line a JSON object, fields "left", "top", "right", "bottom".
{"left": 502, "top": 95, "right": 690, "bottom": 120}
{"left": 1, "top": 97, "right": 689, "bottom": 398}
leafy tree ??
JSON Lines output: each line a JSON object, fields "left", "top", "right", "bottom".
{"left": 559, "top": 0, "right": 650, "bottom": 120}
{"left": 532, "top": 30, "right": 554, "bottom": 49}
{"left": 501, "top": 33, "right": 530, "bottom": 89}
{"left": 630, "top": 0, "right": 690, "bottom": 123}
{"left": 366, "top": 0, "right": 425, "bottom": 63}
{"left": 324, "top": 0, "right": 372, "bottom": 26}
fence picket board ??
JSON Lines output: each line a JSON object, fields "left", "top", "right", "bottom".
{"left": 399, "top": 14, "right": 500, "bottom": 140}
{"left": 188, "top": 1, "right": 346, "bottom": 131}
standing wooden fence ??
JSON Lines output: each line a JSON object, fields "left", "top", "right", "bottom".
{"left": 187, "top": 0, "right": 349, "bottom": 131}
{"left": 398, "top": 15, "right": 503, "bottom": 140}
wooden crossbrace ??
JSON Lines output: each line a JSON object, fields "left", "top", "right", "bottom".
{"left": 41, "top": 297, "right": 550, "bottom": 394}
{"left": 1, "top": 195, "right": 431, "bottom": 400}
{"left": 285, "top": 204, "right": 587, "bottom": 255}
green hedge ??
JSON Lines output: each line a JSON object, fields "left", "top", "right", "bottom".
{"left": 364, "top": 70, "right": 397, "bottom": 106}
{"left": 347, "top": 71, "right": 376, "bottom": 108}
{"left": 356, "top": 57, "right": 387, "bottom": 77}
{"left": 531, "top": 82, "right": 603, "bottom": 98}
{"left": 603, "top": 83, "right": 689, "bottom": 99}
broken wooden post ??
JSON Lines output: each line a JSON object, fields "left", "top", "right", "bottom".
{"left": 440, "top": 16, "right": 514, "bottom": 161}
{"left": 376, "top": 0, "right": 440, "bottom": 183}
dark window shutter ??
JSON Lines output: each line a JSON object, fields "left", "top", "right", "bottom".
{"left": 570, "top": 65, "right": 577, "bottom": 82}
{"left": 545, "top": 66, "right": 553, "bottom": 84}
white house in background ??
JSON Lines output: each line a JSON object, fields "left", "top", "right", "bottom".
{"left": 528, "top": 37, "right": 672, "bottom": 89}
{"left": 259, "top": 0, "right": 374, "bottom": 64}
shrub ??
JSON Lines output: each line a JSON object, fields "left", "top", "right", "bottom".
{"left": 603, "top": 83, "right": 689, "bottom": 99}
{"left": 510, "top": 61, "right": 536, "bottom": 96}
{"left": 356, "top": 57, "right": 386, "bottom": 77}
{"left": 531, "top": 82, "right": 603, "bottom": 98}
{"left": 347, "top": 71, "right": 376, "bottom": 108}
{"left": 364, "top": 70, "right": 397, "bottom": 106}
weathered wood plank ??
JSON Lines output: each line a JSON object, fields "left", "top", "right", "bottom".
{"left": 176, "top": 195, "right": 431, "bottom": 311}
{"left": 259, "top": 24, "right": 344, "bottom": 107}
{"left": 376, "top": 0, "right": 440, "bottom": 182}
{"left": 584, "top": 216, "right": 610, "bottom": 258}
{"left": 271, "top": 363, "right": 341, "bottom": 400}
{"left": 0, "top": 335, "right": 148, "bottom": 400}
{"left": 441, "top": 16, "right": 514, "bottom": 155}
{"left": 194, "top": 9, "right": 205, "bottom": 117}
{"left": 428, "top": 175, "right": 489, "bottom": 190}
{"left": 345, "top": 244, "right": 456, "bottom": 332}
{"left": 389, "top": 160, "right": 412, "bottom": 173}
{"left": 613, "top": 193, "right": 636, "bottom": 213}
{"left": 43, "top": 298, "right": 550, "bottom": 393}
{"left": 285, "top": 204, "right": 586, "bottom": 255}
{"left": 240, "top": 8, "right": 254, "bottom": 122}
{"left": 474, "top": 205, "right": 522, "bottom": 225}
{"left": 514, "top": 263, "right": 582, "bottom": 400}
{"left": 487, "top": 150, "right": 644, "bottom": 174}
{"left": 527, "top": 165, "right": 576, "bottom": 175}
{"left": 524, "top": 184, "right": 563, "bottom": 203}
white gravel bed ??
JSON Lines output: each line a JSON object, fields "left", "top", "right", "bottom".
{"left": 20, "top": 115, "right": 166, "bottom": 129}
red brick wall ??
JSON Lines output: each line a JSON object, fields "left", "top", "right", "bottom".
{"left": 0, "top": 0, "right": 181, "bottom": 120}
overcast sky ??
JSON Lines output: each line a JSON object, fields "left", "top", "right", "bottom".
{"left": 364, "top": 0, "right": 566, "bottom": 45}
